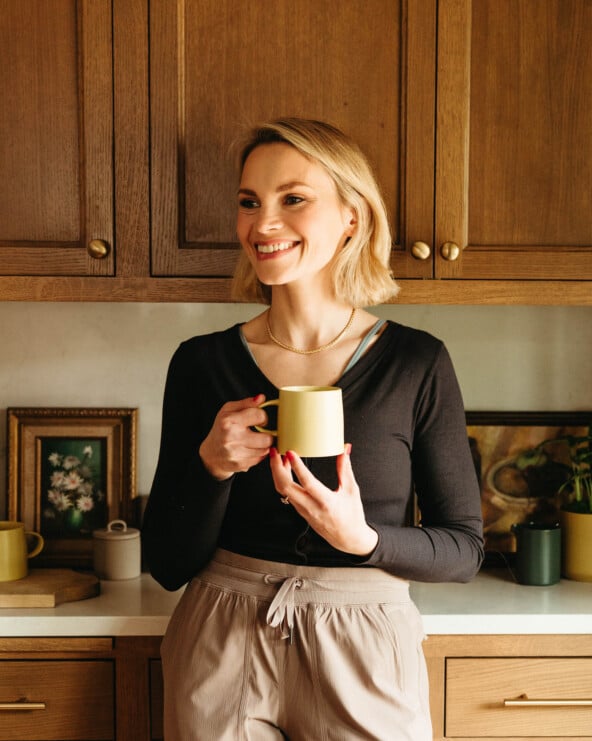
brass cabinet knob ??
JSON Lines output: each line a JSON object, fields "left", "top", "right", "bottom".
{"left": 87, "top": 239, "right": 110, "bottom": 259}
{"left": 410, "top": 241, "right": 431, "bottom": 260}
{"left": 440, "top": 241, "right": 461, "bottom": 261}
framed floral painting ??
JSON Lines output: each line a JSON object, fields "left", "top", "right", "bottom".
{"left": 7, "top": 407, "right": 137, "bottom": 568}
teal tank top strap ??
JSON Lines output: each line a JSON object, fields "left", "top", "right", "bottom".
{"left": 342, "top": 318, "right": 387, "bottom": 375}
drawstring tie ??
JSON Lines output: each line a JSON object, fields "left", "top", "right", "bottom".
{"left": 265, "top": 575, "right": 303, "bottom": 642}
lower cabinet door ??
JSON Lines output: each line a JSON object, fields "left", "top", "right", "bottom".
{"left": 150, "top": 660, "right": 164, "bottom": 741}
{"left": 446, "top": 657, "right": 592, "bottom": 738}
{"left": 0, "top": 660, "right": 114, "bottom": 740}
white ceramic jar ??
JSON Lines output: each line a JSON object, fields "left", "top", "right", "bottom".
{"left": 92, "top": 519, "right": 141, "bottom": 580}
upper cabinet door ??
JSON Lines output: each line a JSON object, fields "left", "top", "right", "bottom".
{"left": 150, "top": 0, "right": 436, "bottom": 279}
{"left": 0, "top": 0, "right": 114, "bottom": 277}
{"left": 435, "top": 0, "right": 592, "bottom": 279}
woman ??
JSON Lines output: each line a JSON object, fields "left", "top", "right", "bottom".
{"left": 143, "top": 118, "right": 484, "bottom": 740}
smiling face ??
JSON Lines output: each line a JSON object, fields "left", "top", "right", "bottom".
{"left": 236, "top": 143, "right": 356, "bottom": 292}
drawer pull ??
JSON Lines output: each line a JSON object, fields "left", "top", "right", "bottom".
{"left": 0, "top": 701, "right": 46, "bottom": 711}
{"left": 505, "top": 694, "right": 592, "bottom": 707}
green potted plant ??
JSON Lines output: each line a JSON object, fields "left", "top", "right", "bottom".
{"left": 534, "top": 432, "right": 592, "bottom": 581}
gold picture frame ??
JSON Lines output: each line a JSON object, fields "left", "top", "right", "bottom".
{"left": 7, "top": 407, "right": 137, "bottom": 568}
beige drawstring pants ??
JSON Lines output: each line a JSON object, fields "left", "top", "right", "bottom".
{"left": 161, "top": 549, "right": 432, "bottom": 741}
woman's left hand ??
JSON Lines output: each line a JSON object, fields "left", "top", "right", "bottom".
{"left": 269, "top": 445, "right": 378, "bottom": 557}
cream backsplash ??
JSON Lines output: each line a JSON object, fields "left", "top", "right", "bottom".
{"left": 1, "top": 302, "right": 591, "bottom": 516}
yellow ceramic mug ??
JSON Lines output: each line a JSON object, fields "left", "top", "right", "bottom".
{"left": 255, "top": 385, "right": 344, "bottom": 457}
{"left": 0, "top": 521, "right": 44, "bottom": 582}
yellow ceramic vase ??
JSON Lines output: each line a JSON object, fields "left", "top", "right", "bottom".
{"left": 560, "top": 509, "right": 592, "bottom": 582}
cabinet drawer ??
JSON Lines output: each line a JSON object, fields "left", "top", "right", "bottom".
{"left": 446, "top": 658, "right": 592, "bottom": 737}
{"left": 0, "top": 661, "right": 114, "bottom": 740}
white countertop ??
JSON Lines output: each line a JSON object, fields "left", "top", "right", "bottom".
{"left": 411, "top": 569, "right": 592, "bottom": 634}
{"left": 0, "top": 574, "right": 181, "bottom": 637}
{"left": 0, "top": 570, "right": 590, "bottom": 637}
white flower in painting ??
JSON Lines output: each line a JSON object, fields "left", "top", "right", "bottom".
{"left": 83, "top": 445, "right": 93, "bottom": 458}
{"left": 48, "top": 490, "right": 73, "bottom": 511}
{"left": 76, "top": 494, "right": 94, "bottom": 512}
{"left": 48, "top": 452, "right": 63, "bottom": 467}
{"left": 79, "top": 480, "right": 94, "bottom": 497}
{"left": 62, "top": 455, "right": 81, "bottom": 470}
{"left": 50, "top": 470, "right": 66, "bottom": 489}
{"left": 64, "top": 470, "right": 83, "bottom": 490}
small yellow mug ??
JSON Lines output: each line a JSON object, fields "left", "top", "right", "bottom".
{"left": 0, "top": 521, "right": 44, "bottom": 582}
{"left": 255, "top": 385, "right": 344, "bottom": 457}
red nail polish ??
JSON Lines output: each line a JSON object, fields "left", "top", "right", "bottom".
{"left": 269, "top": 447, "right": 277, "bottom": 458}
{"left": 286, "top": 450, "right": 296, "bottom": 462}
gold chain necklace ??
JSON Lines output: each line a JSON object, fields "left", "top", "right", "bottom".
{"left": 266, "top": 307, "right": 357, "bottom": 355}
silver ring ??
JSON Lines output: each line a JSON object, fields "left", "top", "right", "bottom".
{"left": 280, "top": 496, "right": 290, "bottom": 505}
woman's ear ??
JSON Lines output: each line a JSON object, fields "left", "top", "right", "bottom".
{"left": 344, "top": 208, "right": 358, "bottom": 237}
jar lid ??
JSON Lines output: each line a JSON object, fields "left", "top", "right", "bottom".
{"left": 93, "top": 519, "right": 140, "bottom": 541}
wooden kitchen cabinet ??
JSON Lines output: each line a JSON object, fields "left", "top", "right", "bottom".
{"left": 3, "top": 633, "right": 592, "bottom": 740}
{"left": 0, "top": 661, "right": 114, "bottom": 740}
{"left": 149, "top": 0, "right": 435, "bottom": 281}
{"left": 0, "top": 636, "right": 163, "bottom": 741}
{"left": 0, "top": 0, "right": 590, "bottom": 303}
{"left": 0, "top": 638, "right": 115, "bottom": 741}
{"left": 0, "top": 0, "right": 153, "bottom": 293}
{"left": 424, "top": 634, "right": 592, "bottom": 740}
{"left": 434, "top": 0, "right": 592, "bottom": 281}
{"left": 0, "top": 0, "right": 114, "bottom": 277}
{"left": 152, "top": 0, "right": 592, "bottom": 285}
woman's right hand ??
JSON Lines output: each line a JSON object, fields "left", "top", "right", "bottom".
{"left": 199, "top": 394, "right": 273, "bottom": 480}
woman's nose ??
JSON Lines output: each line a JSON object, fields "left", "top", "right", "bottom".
{"left": 255, "top": 205, "right": 283, "bottom": 232}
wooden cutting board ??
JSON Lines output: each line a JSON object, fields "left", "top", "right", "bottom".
{"left": 0, "top": 569, "right": 100, "bottom": 607}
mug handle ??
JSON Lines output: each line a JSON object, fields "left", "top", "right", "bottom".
{"left": 25, "top": 531, "right": 44, "bottom": 559}
{"left": 253, "top": 399, "right": 279, "bottom": 435}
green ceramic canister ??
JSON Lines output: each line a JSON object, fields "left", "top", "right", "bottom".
{"left": 511, "top": 522, "right": 561, "bottom": 586}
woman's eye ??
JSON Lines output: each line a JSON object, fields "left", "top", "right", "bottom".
{"left": 238, "top": 198, "right": 258, "bottom": 209}
{"left": 284, "top": 195, "right": 304, "bottom": 206}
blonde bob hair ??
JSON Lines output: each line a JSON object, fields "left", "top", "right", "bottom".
{"left": 231, "top": 118, "right": 399, "bottom": 307}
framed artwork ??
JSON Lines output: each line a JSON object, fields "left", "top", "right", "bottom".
{"left": 466, "top": 412, "right": 591, "bottom": 557}
{"left": 7, "top": 407, "right": 137, "bottom": 568}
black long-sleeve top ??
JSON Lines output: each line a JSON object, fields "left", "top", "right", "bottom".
{"left": 143, "top": 321, "right": 484, "bottom": 591}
